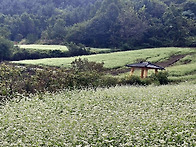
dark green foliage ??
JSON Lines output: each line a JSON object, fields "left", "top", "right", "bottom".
{"left": 0, "top": 37, "right": 13, "bottom": 61}
{"left": 150, "top": 71, "right": 169, "bottom": 85}
{"left": 121, "top": 75, "right": 144, "bottom": 85}
{"left": 11, "top": 48, "right": 69, "bottom": 61}
{"left": 0, "top": 60, "right": 170, "bottom": 100}
{"left": 0, "top": 0, "right": 195, "bottom": 49}
{"left": 0, "top": 61, "right": 108, "bottom": 98}
{"left": 67, "top": 42, "right": 90, "bottom": 56}
{"left": 71, "top": 58, "right": 105, "bottom": 72}
{"left": 120, "top": 72, "right": 169, "bottom": 86}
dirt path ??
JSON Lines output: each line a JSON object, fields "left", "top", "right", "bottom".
{"left": 109, "top": 54, "right": 187, "bottom": 75}
{"left": 156, "top": 54, "right": 186, "bottom": 67}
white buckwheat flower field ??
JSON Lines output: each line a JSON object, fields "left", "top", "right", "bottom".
{"left": 0, "top": 84, "right": 195, "bottom": 146}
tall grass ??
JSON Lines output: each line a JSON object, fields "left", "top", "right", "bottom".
{"left": 0, "top": 85, "right": 195, "bottom": 146}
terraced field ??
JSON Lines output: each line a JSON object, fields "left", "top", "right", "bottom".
{"left": 13, "top": 47, "right": 196, "bottom": 82}
{"left": 13, "top": 47, "right": 195, "bottom": 68}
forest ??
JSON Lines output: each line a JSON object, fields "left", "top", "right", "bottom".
{"left": 0, "top": 0, "right": 196, "bottom": 49}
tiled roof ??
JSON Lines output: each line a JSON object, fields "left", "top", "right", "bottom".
{"left": 126, "top": 62, "right": 165, "bottom": 70}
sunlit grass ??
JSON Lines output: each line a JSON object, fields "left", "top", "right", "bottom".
{"left": 168, "top": 62, "right": 196, "bottom": 76}
{"left": 90, "top": 47, "right": 112, "bottom": 53}
{"left": 0, "top": 85, "right": 195, "bottom": 146}
{"left": 18, "top": 44, "right": 69, "bottom": 51}
{"left": 18, "top": 44, "right": 112, "bottom": 54}
{"left": 13, "top": 47, "right": 196, "bottom": 68}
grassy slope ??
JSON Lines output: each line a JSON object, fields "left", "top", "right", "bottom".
{"left": 13, "top": 47, "right": 196, "bottom": 68}
{"left": 1, "top": 85, "right": 195, "bottom": 146}
{"left": 167, "top": 53, "right": 196, "bottom": 83}
{"left": 13, "top": 47, "right": 196, "bottom": 82}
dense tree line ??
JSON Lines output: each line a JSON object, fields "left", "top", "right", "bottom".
{"left": 0, "top": 0, "right": 196, "bottom": 49}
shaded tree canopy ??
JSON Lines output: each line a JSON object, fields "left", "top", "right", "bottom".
{"left": 0, "top": 37, "right": 13, "bottom": 61}
{"left": 0, "top": 0, "right": 195, "bottom": 49}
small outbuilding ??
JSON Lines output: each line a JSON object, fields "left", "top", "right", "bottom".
{"left": 126, "top": 61, "right": 165, "bottom": 78}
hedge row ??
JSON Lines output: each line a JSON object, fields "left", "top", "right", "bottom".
{"left": 0, "top": 59, "right": 169, "bottom": 101}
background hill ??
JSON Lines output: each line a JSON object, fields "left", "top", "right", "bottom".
{"left": 0, "top": 0, "right": 196, "bottom": 49}
{"left": 13, "top": 47, "right": 196, "bottom": 84}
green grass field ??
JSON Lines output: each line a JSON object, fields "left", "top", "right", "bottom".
{"left": 18, "top": 44, "right": 112, "bottom": 53}
{"left": 1, "top": 84, "right": 195, "bottom": 146}
{"left": 90, "top": 47, "right": 112, "bottom": 53}
{"left": 13, "top": 47, "right": 196, "bottom": 68}
{"left": 18, "top": 44, "right": 69, "bottom": 51}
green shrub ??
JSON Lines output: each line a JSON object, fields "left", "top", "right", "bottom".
{"left": 67, "top": 42, "right": 90, "bottom": 56}
{"left": 0, "top": 61, "right": 170, "bottom": 100}
{"left": 71, "top": 71, "right": 101, "bottom": 88}
{"left": 150, "top": 71, "right": 169, "bottom": 85}
{"left": 71, "top": 58, "right": 105, "bottom": 72}
{"left": 0, "top": 62, "right": 106, "bottom": 98}
{"left": 100, "top": 76, "right": 119, "bottom": 87}
{"left": 120, "top": 75, "right": 143, "bottom": 85}
{"left": 0, "top": 37, "right": 13, "bottom": 61}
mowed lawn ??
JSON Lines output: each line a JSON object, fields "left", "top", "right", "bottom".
{"left": 0, "top": 85, "right": 195, "bottom": 146}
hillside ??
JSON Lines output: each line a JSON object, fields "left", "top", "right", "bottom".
{"left": 0, "top": 0, "right": 196, "bottom": 49}
{"left": 13, "top": 47, "right": 196, "bottom": 83}
{"left": 13, "top": 47, "right": 195, "bottom": 67}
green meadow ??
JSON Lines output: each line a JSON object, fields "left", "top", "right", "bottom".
{"left": 13, "top": 47, "right": 196, "bottom": 68}
{"left": 18, "top": 44, "right": 69, "bottom": 51}
{"left": 18, "top": 44, "right": 112, "bottom": 54}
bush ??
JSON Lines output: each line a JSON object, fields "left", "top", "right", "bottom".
{"left": 0, "top": 37, "right": 13, "bottom": 61}
{"left": 120, "top": 75, "right": 143, "bottom": 85}
{"left": 71, "top": 58, "right": 105, "bottom": 72}
{"left": 100, "top": 76, "right": 119, "bottom": 87}
{"left": 0, "top": 61, "right": 169, "bottom": 100}
{"left": 119, "top": 73, "right": 169, "bottom": 86}
{"left": 0, "top": 62, "right": 107, "bottom": 99}
{"left": 67, "top": 42, "right": 90, "bottom": 56}
{"left": 150, "top": 71, "right": 169, "bottom": 85}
